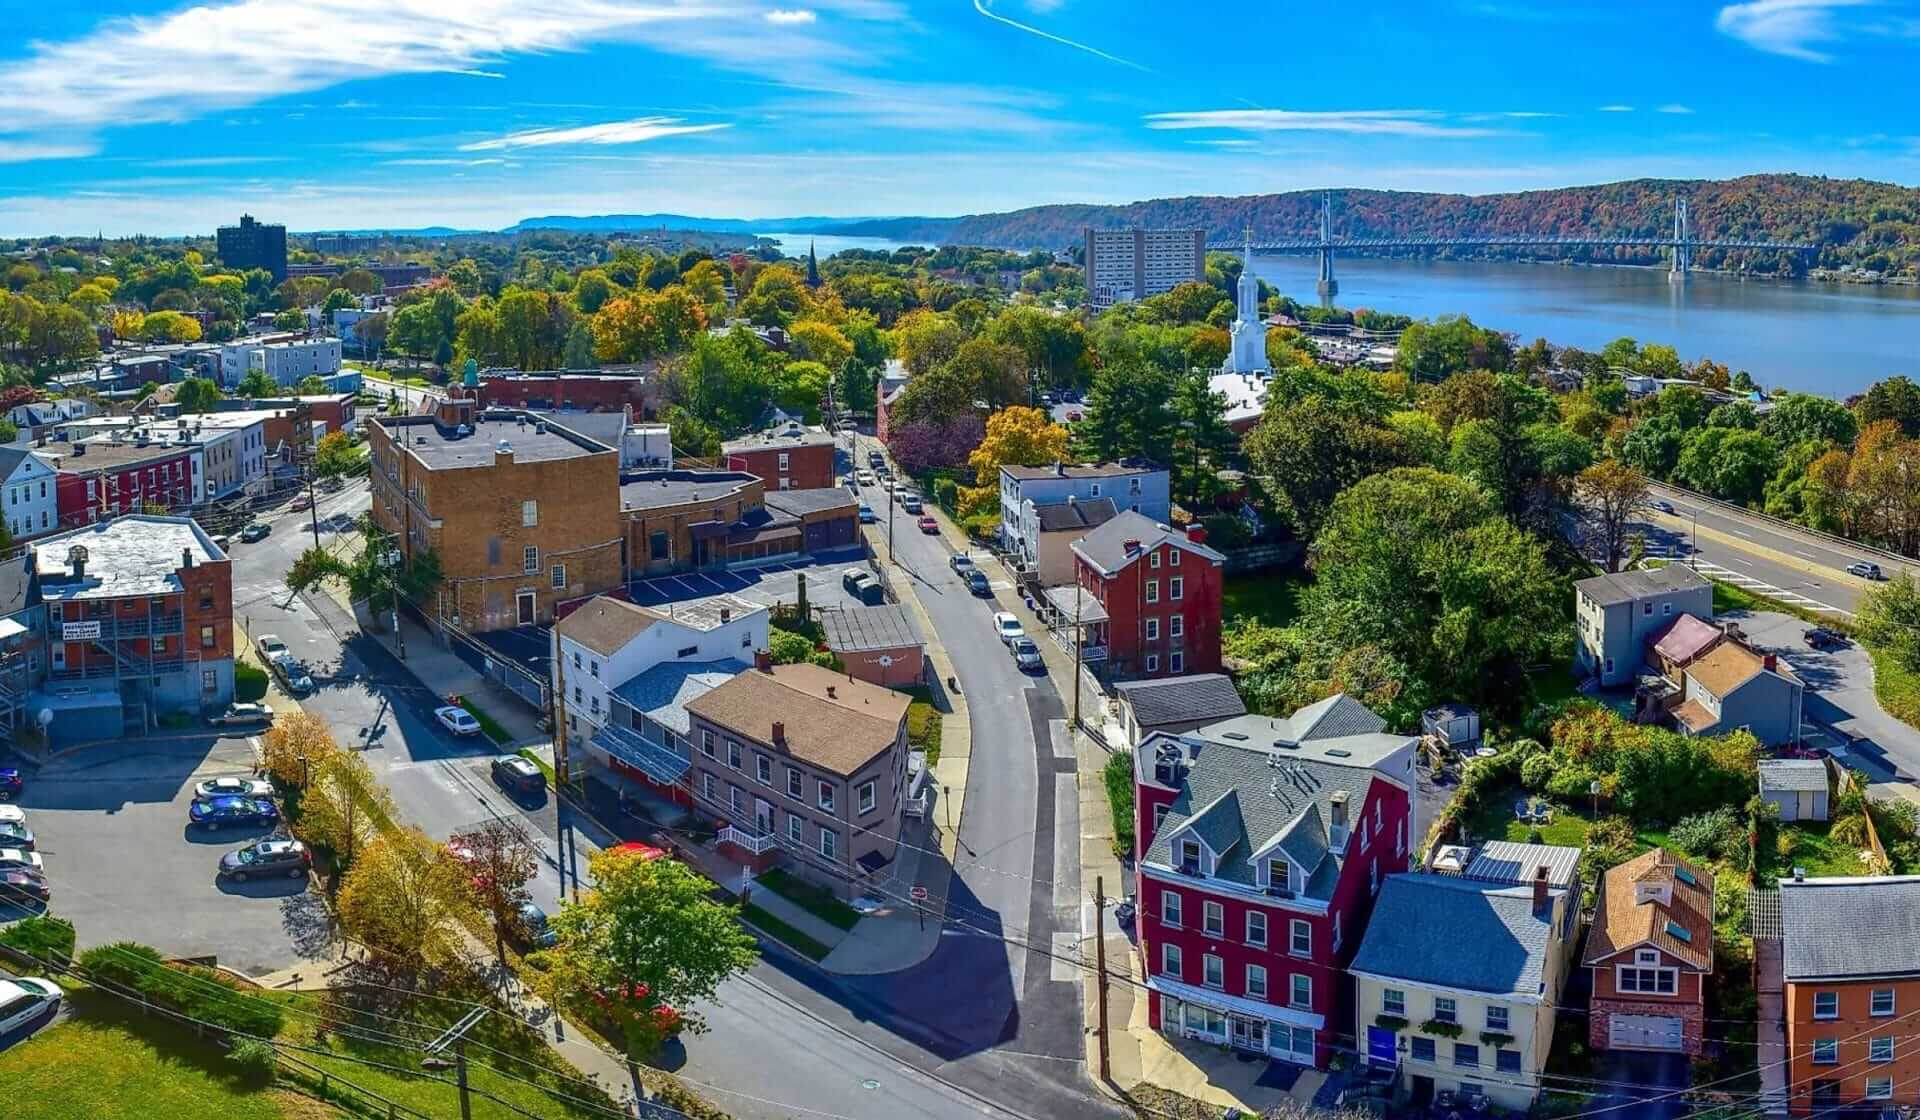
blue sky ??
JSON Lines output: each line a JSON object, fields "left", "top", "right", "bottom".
{"left": 3, "top": 0, "right": 1919, "bottom": 235}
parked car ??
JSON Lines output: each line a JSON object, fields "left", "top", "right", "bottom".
{"left": 188, "top": 796, "right": 278, "bottom": 831}
{"left": 950, "top": 553, "right": 977, "bottom": 575}
{"left": 210, "top": 702, "right": 273, "bottom": 728}
{"left": 1010, "top": 636, "right": 1044, "bottom": 671}
{"left": 992, "top": 612, "right": 1026, "bottom": 646}
{"left": 0, "top": 976, "right": 61, "bottom": 1035}
{"left": 194, "top": 776, "right": 274, "bottom": 800}
{"left": 867, "top": 451, "right": 883, "bottom": 467}
{"left": 238, "top": 523, "right": 270, "bottom": 543}
{"left": 851, "top": 576, "right": 885, "bottom": 606}
{"left": 844, "top": 475, "right": 860, "bottom": 494}
{"left": 0, "top": 805, "right": 23, "bottom": 826}
{"left": 858, "top": 503, "right": 877, "bottom": 524}
{"left": 965, "top": 570, "right": 991, "bottom": 596}
{"left": 1067, "top": 409, "right": 1083, "bottom": 422}
{"left": 900, "top": 493, "right": 923, "bottom": 514}
{"left": 319, "top": 476, "right": 345, "bottom": 493}
{"left": 491, "top": 755, "right": 547, "bottom": 797}
{"left": 255, "top": 634, "right": 288, "bottom": 661}
{"left": 516, "top": 901, "right": 559, "bottom": 948}
{"left": 0, "top": 768, "right": 21, "bottom": 801}
{"left": 855, "top": 470, "right": 876, "bottom": 486}
{"left": 0, "top": 848, "right": 44, "bottom": 873}
{"left": 1804, "top": 627, "right": 1848, "bottom": 650}
{"left": 611, "top": 841, "right": 669, "bottom": 862}
{"left": 0, "top": 868, "right": 49, "bottom": 906}
{"left": 218, "top": 838, "right": 311, "bottom": 881}
{"left": 841, "top": 567, "right": 870, "bottom": 593}
{"left": 272, "top": 655, "right": 314, "bottom": 694}
{"left": 211, "top": 534, "right": 231, "bottom": 551}
{"left": 435, "top": 705, "right": 483, "bottom": 736}
{"left": 0, "top": 820, "right": 34, "bottom": 851}
{"left": 290, "top": 494, "right": 312, "bottom": 511}
{"left": 917, "top": 516, "right": 938, "bottom": 534}
{"left": 1847, "top": 561, "right": 1886, "bottom": 580}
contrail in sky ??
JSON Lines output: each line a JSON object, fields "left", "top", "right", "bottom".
{"left": 971, "top": 0, "right": 1154, "bottom": 72}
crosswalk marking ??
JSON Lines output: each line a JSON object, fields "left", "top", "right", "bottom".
{"left": 1688, "top": 560, "right": 1851, "bottom": 617}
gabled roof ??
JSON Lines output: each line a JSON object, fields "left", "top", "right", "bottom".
{"left": 1576, "top": 566, "right": 1710, "bottom": 607}
{"left": 1779, "top": 876, "right": 1920, "bottom": 982}
{"left": 1583, "top": 848, "right": 1713, "bottom": 972}
{"left": 1688, "top": 642, "right": 1793, "bottom": 697}
{"left": 1072, "top": 510, "right": 1225, "bottom": 575}
{"left": 1351, "top": 873, "right": 1563, "bottom": 998}
{"left": 819, "top": 604, "right": 922, "bottom": 653}
{"left": 1032, "top": 496, "right": 1118, "bottom": 533}
{"left": 1758, "top": 759, "right": 1828, "bottom": 794}
{"left": 556, "top": 597, "right": 668, "bottom": 657}
{"left": 1650, "top": 614, "right": 1723, "bottom": 664}
{"left": 685, "top": 663, "right": 909, "bottom": 777}
{"left": 1287, "top": 694, "right": 1389, "bottom": 741}
{"left": 1115, "top": 673, "right": 1246, "bottom": 729}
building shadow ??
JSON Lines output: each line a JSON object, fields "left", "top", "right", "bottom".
{"left": 21, "top": 734, "right": 228, "bottom": 810}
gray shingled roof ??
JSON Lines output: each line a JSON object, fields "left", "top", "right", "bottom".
{"left": 1576, "top": 565, "right": 1710, "bottom": 606}
{"left": 1115, "top": 674, "right": 1246, "bottom": 729}
{"left": 1758, "top": 759, "right": 1828, "bottom": 794}
{"left": 765, "top": 487, "right": 858, "bottom": 517}
{"left": 1779, "top": 877, "right": 1920, "bottom": 981}
{"left": 612, "top": 659, "right": 748, "bottom": 738}
{"left": 1033, "top": 496, "right": 1118, "bottom": 532}
{"left": 1288, "top": 694, "right": 1390, "bottom": 740}
{"left": 1072, "top": 510, "right": 1224, "bottom": 574}
{"left": 819, "top": 604, "right": 922, "bottom": 653}
{"left": 1351, "top": 873, "right": 1561, "bottom": 997}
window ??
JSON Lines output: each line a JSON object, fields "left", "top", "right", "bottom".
{"left": 818, "top": 829, "right": 836, "bottom": 861}
{"left": 1871, "top": 1037, "right": 1894, "bottom": 1064}
{"left": 649, "top": 530, "right": 670, "bottom": 559}
{"left": 201, "top": 669, "right": 216, "bottom": 692}
{"left": 1497, "top": 1049, "right": 1521, "bottom": 1074}
{"left": 1246, "top": 912, "right": 1267, "bottom": 947}
{"left": 1246, "top": 965, "right": 1268, "bottom": 1000}
{"left": 1643, "top": 602, "right": 1653, "bottom": 616}
{"left": 1150, "top": 550, "right": 1160, "bottom": 569}
{"left": 859, "top": 781, "right": 876, "bottom": 814}
{"left": 788, "top": 814, "right": 803, "bottom": 843}
{"left": 1410, "top": 1037, "right": 1435, "bottom": 1063}
{"left": 1203, "top": 901, "right": 1224, "bottom": 936}
{"left": 572, "top": 651, "right": 582, "bottom": 669}
{"left": 1162, "top": 943, "right": 1183, "bottom": 979}
{"left": 777, "top": 452, "right": 789, "bottom": 471}
{"left": 728, "top": 741, "right": 742, "bottom": 769}
{"left": 589, "top": 695, "right": 599, "bottom": 715}
{"left": 573, "top": 686, "right": 582, "bottom": 703}
{"left": 1179, "top": 839, "right": 1201, "bottom": 871}
{"left": 1486, "top": 1006, "right": 1509, "bottom": 1032}
{"left": 1662, "top": 602, "right": 1673, "bottom": 616}
{"left": 702, "top": 773, "right": 715, "bottom": 801}
{"left": 1618, "top": 967, "right": 1677, "bottom": 995}
{"left": 817, "top": 782, "right": 835, "bottom": 814}
{"left": 1170, "top": 651, "right": 1184, "bottom": 674}
{"left": 1202, "top": 954, "right": 1223, "bottom": 990}
{"left": 1146, "top": 655, "right": 1159, "bottom": 673}
{"left": 1290, "top": 920, "right": 1311, "bottom": 956}
{"left": 1145, "top": 580, "right": 1159, "bottom": 604}
{"left": 522, "top": 500, "right": 538, "bottom": 527}
{"left": 1170, "top": 576, "right": 1183, "bottom": 601}
{"left": 1290, "top": 974, "right": 1311, "bottom": 1009}
{"left": 788, "top": 769, "right": 803, "bottom": 799}
{"left": 1162, "top": 891, "right": 1182, "bottom": 928}
{"left": 1868, "top": 1078, "right": 1893, "bottom": 1100}
{"left": 729, "top": 785, "right": 744, "bottom": 814}
{"left": 550, "top": 564, "right": 566, "bottom": 589}
{"left": 1453, "top": 1043, "right": 1479, "bottom": 1069}
{"left": 200, "top": 624, "right": 215, "bottom": 649}
{"left": 702, "top": 730, "right": 716, "bottom": 756}
{"left": 755, "top": 755, "right": 772, "bottom": 784}
{"left": 1812, "top": 1039, "right": 1838, "bottom": 1065}
{"left": 1170, "top": 615, "right": 1184, "bottom": 638}
{"left": 590, "top": 660, "right": 599, "bottom": 678}
{"left": 1873, "top": 989, "right": 1896, "bottom": 1017}
{"left": 523, "top": 545, "right": 538, "bottom": 574}
{"left": 1384, "top": 989, "right": 1406, "bottom": 1016}
{"left": 1145, "top": 618, "right": 1160, "bottom": 641}
{"left": 1154, "top": 804, "right": 1169, "bottom": 829}
{"left": 1433, "top": 997, "right": 1457, "bottom": 1024}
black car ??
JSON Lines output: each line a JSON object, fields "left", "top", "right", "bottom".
{"left": 189, "top": 795, "right": 279, "bottom": 830}
{"left": 1804, "top": 627, "right": 1848, "bottom": 651}
{"left": 491, "top": 755, "right": 548, "bottom": 797}
{"left": 238, "top": 523, "right": 270, "bottom": 543}
{"left": 966, "top": 570, "right": 992, "bottom": 596}
{"left": 218, "top": 839, "right": 311, "bottom": 881}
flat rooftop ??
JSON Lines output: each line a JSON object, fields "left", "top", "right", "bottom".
{"left": 33, "top": 516, "right": 223, "bottom": 601}
{"left": 38, "top": 440, "right": 198, "bottom": 470}
{"left": 381, "top": 411, "right": 614, "bottom": 469}
{"left": 722, "top": 425, "right": 836, "bottom": 452}
{"left": 621, "top": 470, "right": 758, "bottom": 511}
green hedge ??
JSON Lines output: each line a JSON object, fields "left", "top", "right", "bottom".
{"left": 0, "top": 914, "right": 75, "bottom": 961}
{"left": 233, "top": 663, "right": 268, "bottom": 702}
{"left": 1104, "top": 752, "right": 1135, "bottom": 858}
{"left": 77, "top": 941, "right": 285, "bottom": 1037}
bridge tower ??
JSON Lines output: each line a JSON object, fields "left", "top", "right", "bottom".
{"left": 1669, "top": 196, "right": 1692, "bottom": 283}
{"left": 1315, "top": 191, "right": 1338, "bottom": 301}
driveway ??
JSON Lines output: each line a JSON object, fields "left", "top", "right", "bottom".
{"left": 1585, "top": 1050, "right": 1691, "bottom": 1120}
{"left": 1729, "top": 610, "right": 1920, "bottom": 786}
{"left": 6, "top": 734, "right": 332, "bottom": 977}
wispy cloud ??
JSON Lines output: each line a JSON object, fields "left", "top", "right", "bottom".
{"left": 382, "top": 158, "right": 508, "bottom": 166}
{"left": 1144, "top": 108, "right": 1501, "bottom": 139}
{"left": 764, "top": 8, "right": 817, "bottom": 23}
{"left": 971, "top": 0, "right": 1152, "bottom": 72}
{"left": 1657, "top": 104, "right": 1696, "bottom": 114}
{"left": 459, "top": 116, "right": 730, "bottom": 151}
{"left": 450, "top": 69, "right": 507, "bottom": 79}
{"left": 1462, "top": 110, "right": 1563, "bottom": 122}
{"left": 1598, "top": 104, "right": 1636, "bottom": 112}
{"left": 0, "top": 140, "right": 94, "bottom": 163}
{"left": 143, "top": 155, "right": 295, "bottom": 168}
{"left": 1715, "top": 0, "right": 1868, "bottom": 62}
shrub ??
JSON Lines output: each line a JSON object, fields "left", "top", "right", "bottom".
{"left": 234, "top": 662, "right": 269, "bottom": 702}
{"left": 1545, "top": 765, "right": 1603, "bottom": 804}
{"left": 78, "top": 941, "right": 284, "bottom": 1037}
{"left": 78, "top": 941, "right": 165, "bottom": 989}
{"left": 0, "top": 914, "right": 76, "bottom": 962}
{"left": 1670, "top": 807, "right": 1746, "bottom": 864}
{"left": 931, "top": 476, "right": 959, "bottom": 512}
{"left": 1103, "top": 752, "right": 1135, "bottom": 858}
{"left": 227, "top": 1038, "right": 279, "bottom": 1086}
{"left": 1519, "top": 752, "right": 1556, "bottom": 792}
{"left": 1581, "top": 816, "right": 1641, "bottom": 882}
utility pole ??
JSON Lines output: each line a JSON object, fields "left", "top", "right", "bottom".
{"left": 887, "top": 482, "right": 895, "bottom": 564}
{"left": 422, "top": 1006, "right": 487, "bottom": 1120}
{"left": 1094, "top": 874, "right": 1111, "bottom": 1083}
{"left": 1071, "top": 581, "right": 1084, "bottom": 728}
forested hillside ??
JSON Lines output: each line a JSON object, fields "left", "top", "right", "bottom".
{"left": 825, "top": 174, "right": 1920, "bottom": 275}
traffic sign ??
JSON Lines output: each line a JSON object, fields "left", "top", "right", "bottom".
{"left": 910, "top": 885, "right": 929, "bottom": 902}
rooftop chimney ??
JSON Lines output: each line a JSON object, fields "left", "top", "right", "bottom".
{"left": 1186, "top": 524, "right": 1207, "bottom": 546}
{"left": 719, "top": 607, "right": 731, "bottom": 624}
{"left": 1533, "top": 865, "right": 1550, "bottom": 915}
{"left": 1122, "top": 538, "right": 1141, "bottom": 556}
{"left": 1763, "top": 653, "right": 1778, "bottom": 672}
{"left": 754, "top": 649, "right": 772, "bottom": 672}
{"left": 771, "top": 720, "right": 785, "bottom": 744}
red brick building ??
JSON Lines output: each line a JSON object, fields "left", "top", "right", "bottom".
{"left": 721, "top": 426, "right": 837, "bottom": 491}
{"left": 1133, "top": 696, "right": 1418, "bottom": 1068}
{"left": 44, "top": 441, "right": 198, "bottom": 527}
{"left": 1582, "top": 848, "right": 1713, "bottom": 1055}
{"left": 1070, "top": 511, "right": 1224, "bottom": 681}
{"left": 477, "top": 372, "right": 658, "bottom": 416}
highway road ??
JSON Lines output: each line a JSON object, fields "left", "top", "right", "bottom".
{"left": 363, "top": 372, "right": 439, "bottom": 414}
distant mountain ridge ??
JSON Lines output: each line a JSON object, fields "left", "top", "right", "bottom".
{"left": 503, "top": 214, "right": 903, "bottom": 234}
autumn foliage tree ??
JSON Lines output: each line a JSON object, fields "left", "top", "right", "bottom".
{"left": 1576, "top": 459, "right": 1653, "bottom": 573}
{"left": 337, "top": 829, "right": 474, "bottom": 972}
{"left": 450, "top": 819, "right": 540, "bottom": 965}
{"left": 259, "top": 711, "right": 341, "bottom": 788}
{"left": 302, "top": 750, "right": 396, "bottom": 870}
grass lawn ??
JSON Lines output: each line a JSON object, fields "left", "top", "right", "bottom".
{"left": 517, "top": 748, "right": 556, "bottom": 785}
{"left": 756, "top": 868, "right": 861, "bottom": 931}
{"left": 1525, "top": 666, "right": 1583, "bottom": 709}
{"left": 0, "top": 989, "right": 282, "bottom": 1120}
{"left": 740, "top": 903, "right": 830, "bottom": 961}
{"left": 1222, "top": 571, "right": 1309, "bottom": 629}
{"left": 1755, "top": 819, "right": 1869, "bottom": 885}
{"left": 1458, "top": 781, "right": 1669, "bottom": 852}
{"left": 900, "top": 686, "right": 944, "bottom": 765}
{"left": 457, "top": 698, "right": 514, "bottom": 746}
{"left": 1872, "top": 645, "right": 1920, "bottom": 729}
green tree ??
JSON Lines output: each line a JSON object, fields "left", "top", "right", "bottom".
{"left": 294, "top": 375, "right": 328, "bottom": 395}
{"left": 321, "top": 288, "right": 357, "bottom": 315}
{"left": 234, "top": 370, "right": 277, "bottom": 399}
{"left": 1393, "top": 314, "right": 1511, "bottom": 382}
{"left": 1576, "top": 459, "right": 1652, "bottom": 573}
{"left": 450, "top": 818, "right": 540, "bottom": 965}
{"left": 662, "top": 405, "right": 721, "bottom": 459}
{"left": 336, "top": 268, "right": 380, "bottom": 296}
{"left": 336, "top": 829, "right": 474, "bottom": 972}
{"left": 572, "top": 269, "right": 617, "bottom": 314}
{"left": 1244, "top": 394, "right": 1412, "bottom": 539}
{"left": 1857, "top": 375, "right": 1920, "bottom": 438}
{"left": 175, "top": 377, "right": 222, "bottom": 412}
{"left": 1858, "top": 572, "right": 1920, "bottom": 674}
{"left": 1619, "top": 415, "right": 1685, "bottom": 478}
{"left": 1168, "top": 371, "right": 1238, "bottom": 507}
{"left": 1076, "top": 361, "right": 1175, "bottom": 465}
{"left": 562, "top": 321, "right": 598, "bottom": 369}
{"left": 1674, "top": 427, "right": 1779, "bottom": 506}
{"left": 1763, "top": 392, "right": 1859, "bottom": 449}
{"left": 311, "top": 431, "right": 362, "bottom": 478}
{"left": 543, "top": 850, "right": 759, "bottom": 1055}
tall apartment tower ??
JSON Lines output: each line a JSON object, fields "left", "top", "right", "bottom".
{"left": 216, "top": 214, "right": 288, "bottom": 282}
{"left": 1082, "top": 227, "right": 1206, "bottom": 310}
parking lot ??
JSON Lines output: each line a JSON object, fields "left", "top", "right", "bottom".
{"left": 3, "top": 734, "right": 330, "bottom": 977}
{"left": 626, "top": 549, "right": 872, "bottom": 615}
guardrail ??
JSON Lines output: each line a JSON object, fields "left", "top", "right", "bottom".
{"left": 1649, "top": 480, "right": 1918, "bottom": 568}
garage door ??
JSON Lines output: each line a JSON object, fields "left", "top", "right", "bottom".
{"left": 1610, "top": 1014, "right": 1684, "bottom": 1051}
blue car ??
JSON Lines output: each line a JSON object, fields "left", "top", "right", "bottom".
{"left": 858, "top": 503, "right": 877, "bottom": 524}
{"left": 0, "top": 769, "right": 20, "bottom": 801}
{"left": 189, "top": 795, "right": 278, "bottom": 831}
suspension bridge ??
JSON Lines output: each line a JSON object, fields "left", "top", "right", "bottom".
{"left": 1212, "top": 193, "right": 1818, "bottom": 299}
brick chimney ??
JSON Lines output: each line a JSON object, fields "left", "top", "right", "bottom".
{"left": 771, "top": 721, "right": 785, "bottom": 745}
{"left": 1122, "top": 538, "right": 1140, "bottom": 556}
{"left": 1533, "top": 865, "right": 1551, "bottom": 915}
{"left": 1186, "top": 524, "right": 1207, "bottom": 546}
{"left": 754, "top": 649, "right": 772, "bottom": 672}
{"left": 1763, "top": 653, "right": 1778, "bottom": 672}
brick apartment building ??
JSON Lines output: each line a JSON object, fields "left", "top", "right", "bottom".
{"left": 368, "top": 400, "right": 623, "bottom": 632}
{"left": 1070, "top": 511, "right": 1225, "bottom": 681}
{"left": 1779, "top": 876, "right": 1920, "bottom": 1114}
{"left": 1133, "top": 696, "right": 1418, "bottom": 1069}
{"left": 620, "top": 470, "right": 858, "bottom": 575}
{"left": 721, "top": 424, "right": 836, "bottom": 491}
{"left": 43, "top": 440, "right": 198, "bottom": 527}
{"left": 477, "top": 372, "right": 660, "bottom": 416}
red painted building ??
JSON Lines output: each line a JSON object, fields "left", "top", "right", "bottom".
{"left": 477, "top": 372, "right": 659, "bottom": 416}
{"left": 1133, "top": 696, "right": 1419, "bottom": 1069}
{"left": 44, "top": 441, "right": 197, "bottom": 528}
{"left": 721, "top": 427, "right": 837, "bottom": 491}
{"left": 1070, "top": 511, "right": 1224, "bottom": 681}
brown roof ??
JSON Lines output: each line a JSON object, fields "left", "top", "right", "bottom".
{"left": 1583, "top": 848, "right": 1714, "bottom": 972}
{"left": 554, "top": 596, "right": 666, "bottom": 657}
{"left": 1672, "top": 699, "right": 1719, "bottom": 733}
{"left": 685, "top": 663, "right": 909, "bottom": 776}
{"left": 1650, "top": 614, "right": 1722, "bottom": 665}
{"left": 1686, "top": 643, "right": 1767, "bottom": 697}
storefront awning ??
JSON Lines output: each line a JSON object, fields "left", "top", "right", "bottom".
{"left": 1146, "top": 975, "right": 1326, "bottom": 1031}
{"left": 590, "top": 723, "right": 690, "bottom": 786}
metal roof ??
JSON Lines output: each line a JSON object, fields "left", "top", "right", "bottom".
{"left": 819, "top": 604, "right": 923, "bottom": 653}
{"left": 1464, "top": 841, "right": 1583, "bottom": 889}
{"left": 1575, "top": 565, "right": 1710, "bottom": 607}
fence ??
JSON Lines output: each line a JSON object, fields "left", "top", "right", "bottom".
{"left": 1825, "top": 756, "right": 1891, "bottom": 872}
{"left": 1649, "top": 479, "right": 1918, "bottom": 568}
{"left": 1220, "top": 541, "right": 1303, "bottom": 575}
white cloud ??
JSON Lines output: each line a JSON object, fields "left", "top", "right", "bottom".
{"left": 0, "top": 140, "right": 95, "bottom": 163}
{"left": 459, "top": 116, "right": 731, "bottom": 151}
{"left": 1598, "top": 104, "right": 1636, "bottom": 112}
{"left": 1715, "top": 0, "right": 1868, "bottom": 62}
{"left": 1657, "top": 104, "right": 1696, "bottom": 114}
{"left": 1144, "top": 109, "right": 1501, "bottom": 139}
{"left": 382, "top": 158, "right": 508, "bottom": 166}
{"left": 764, "top": 9, "right": 817, "bottom": 23}
{"left": 450, "top": 69, "right": 507, "bottom": 79}
{"left": 143, "top": 155, "right": 294, "bottom": 168}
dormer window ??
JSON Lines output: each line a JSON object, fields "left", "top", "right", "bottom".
{"left": 1267, "top": 858, "right": 1293, "bottom": 897}
{"left": 1179, "top": 839, "right": 1202, "bottom": 874}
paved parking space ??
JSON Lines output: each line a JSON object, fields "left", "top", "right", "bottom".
{"left": 1731, "top": 609, "right": 1920, "bottom": 786}
{"left": 6, "top": 735, "right": 331, "bottom": 977}
{"left": 626, "top": 550, "right": 871, "bottom": 615}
